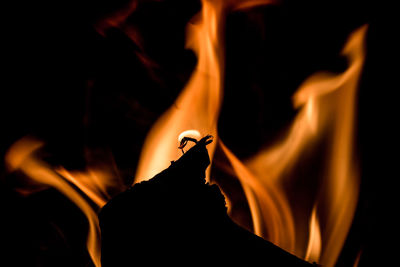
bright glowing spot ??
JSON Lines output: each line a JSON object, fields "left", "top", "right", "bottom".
{"left": 178, "top": 129, "right": 201, "bottom": 143}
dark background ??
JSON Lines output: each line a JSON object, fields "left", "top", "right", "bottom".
{"left": 1, "top": 0, "right": 394, "bottom": 266}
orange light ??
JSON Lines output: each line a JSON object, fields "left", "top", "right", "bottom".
{"left": 4, "top": 2, "right": 367, "bottom": 267}
{"left": 134, "top": 0, "right": 366, "bottom": 265}
{"left": 305, "top": 205, "right": 321, "bottom": 263}
{"left": 231, "top": 25, "right": 367, "bottom": 265}
{"left": 5, "top": 137, "right": 118, "bottom": 267}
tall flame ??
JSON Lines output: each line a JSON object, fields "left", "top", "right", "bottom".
{"left": 232, "top": 25, "right": 367, "bottom": 265}
{"left": 135, "top": 0, "right": 223, "bottom": 182}
{"left": 135, "top": 0, "right": 273, "bottom": 182}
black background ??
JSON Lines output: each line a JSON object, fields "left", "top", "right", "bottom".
{"left": 1, "top": 0, "right": 394, "bottom": 266}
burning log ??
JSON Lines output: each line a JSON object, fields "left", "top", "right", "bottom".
{"left": 99, "top": 136, "right": 314, "bottom": 266}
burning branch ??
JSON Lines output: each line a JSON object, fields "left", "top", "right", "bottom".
{"left": 99, "top": 137, "right": 314, "bottom": 266}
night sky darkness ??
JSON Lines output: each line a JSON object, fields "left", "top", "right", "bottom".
{"left": 1, "top": 0, "right": 393, "bottom": 266}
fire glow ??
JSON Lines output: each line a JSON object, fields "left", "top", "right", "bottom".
{"left": 4, "top": 1, "right": 367, "bottom": 267}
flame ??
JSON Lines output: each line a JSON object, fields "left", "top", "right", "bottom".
{"left": 4, "top": 1, "right": 366, "bottom": 266}
{"left": 236, "top": 25, "right": 366, "bottom": 264}
{"left": 134, "top": 0, "right": 366, "bottom": 264}
{"left": 353, "top": 250, "right": 363, "bottom": 267}
{"left": 305, "top": 205, "right": 321, "bottom": 263}
{"left": 317, "top": 26, "right": 366, "bottom": 267}
{"left": 134, "top": 0, "right": 222, "bottom": 182}
{"left": 135, "top": 0, "right": 274, "bottom": 183}
{"left": 5, "top": 137, "right": 117, "bottom": 267}
{"left": 220, "top": 141, "right": 295, "bottom": 245}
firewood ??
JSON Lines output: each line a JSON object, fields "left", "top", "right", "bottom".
{"left": 99, "top": 136, "right": 314, "bottom": 266}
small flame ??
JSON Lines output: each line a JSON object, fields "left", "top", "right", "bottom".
{"left": 305, "top": 205, "right": 321, "bottom": 263}
{"left": 239, "top": 25, "right": 367, "bottom": 264}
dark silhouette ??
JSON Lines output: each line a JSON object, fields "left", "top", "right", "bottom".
{"left": 99, "top": 136, "right": 314, "bottom": 266}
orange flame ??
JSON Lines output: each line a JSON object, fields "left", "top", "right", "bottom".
{"left": 233, "top": 25, "right": 367, "bottom": 264}
{"left": 318, "top": 26, "right": 366, "bottom": 267}
{"left": 135, "top": 0, "right": 367, "bottom": 263}
{"left": 305, "top": 205, "right": 321, "bottom": 263}
{"left": 135, "top": 1, "right": 222, "bottom": 182}
{"left": 5, "top": 137, "right": 118, "bottom": 267}
{"left": 135, "top": 0, "right": 274, "bottom": 182}
{"left": 4, "top": 1, "right": 366, "bottom": 266}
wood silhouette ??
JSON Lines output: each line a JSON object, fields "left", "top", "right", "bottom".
{"left": 99, "top": 136, "right": 314, "bottom": 266}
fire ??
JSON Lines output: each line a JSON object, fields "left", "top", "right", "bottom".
{"left": 135, "top": 0, "right": 366, "bottom": 265}
{"left": 136, "top": 1, "right": 259, "bottom": 182}
{"left": 134, "top": 0, "right": 273, "bottom": 181}
{"left": 5, "top": 137, "right": 118, "bottom": 267}
{"left": 134, "top": 0, "right": 222, "bottom": 183}
{"left": 305, "top": 205, "right": 321, "bottom": 263}
{"left": 224, "top": 25, "right": 366, "bottom": 265}
{"left": 353, "top": 250, "right": 363, "bottom": 267}
{"left": 3, "top": 1, "right": 367, "bottom": 266}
